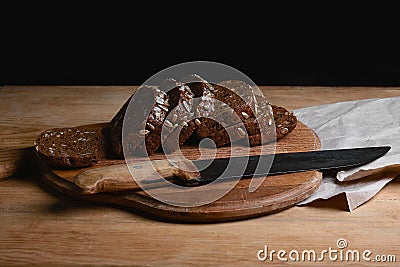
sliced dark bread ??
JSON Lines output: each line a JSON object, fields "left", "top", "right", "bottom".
{"left": 159, "top": 78, "right": 197, "bottom": 153}
{"left": 272, "top": 105, "right": 297, "bottom": 139}
{"left": 35, "top": 127, "right": 103, "bottom": 168}
{"left": 161, "top": 79, "right": 218, "bottom": 153}
{"left": 157, "top": 75, "right": 219, "bottom": 154}
{"left": 191, "top": 79, "right": 275, "bottom": 147}
{"left": 195, "top": 105, "right": 297, "bottom": 147}
{"left": 110, "top": 80, "right": 200, "bottom": 156}
{"left": 110, "top": 85, "right": 169, "bottom": 158}
{"left": 36, "top": 76, "right": 298, "bottom": 168}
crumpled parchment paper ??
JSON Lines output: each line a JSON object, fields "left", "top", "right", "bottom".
{"left": 293, "top": 97, "right": 400, "bottom": 211}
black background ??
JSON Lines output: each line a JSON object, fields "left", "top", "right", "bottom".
{"left": 5, "top": 44, "right": 400, "bottom": 86}
{"left": 2, "top": 5, "right": 400, "bottom": 87}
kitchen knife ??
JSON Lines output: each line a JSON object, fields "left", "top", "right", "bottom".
{"left": 74, "top": 146, "right": 390, "bottom": 194}
{"left": 193, "top": 146, "right": 391, "bottom": 184}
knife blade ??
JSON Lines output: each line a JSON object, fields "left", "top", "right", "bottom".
{"left": 191, "top": 146, "right": 391, "bottom": 185}
{"left": 74, "top": 146, "right": 390, "bottom": 193}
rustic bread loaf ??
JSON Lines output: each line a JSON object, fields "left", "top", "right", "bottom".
{"left": 35, "top": 126, "right": 103, "bottom": 168}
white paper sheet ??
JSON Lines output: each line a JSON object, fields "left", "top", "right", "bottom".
{"left": 293, "top": 97, "right": 400, "bottom": 211}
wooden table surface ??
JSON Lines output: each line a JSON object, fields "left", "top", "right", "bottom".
{"left": 1, "top": 85, "right": 400, "bottom": 266}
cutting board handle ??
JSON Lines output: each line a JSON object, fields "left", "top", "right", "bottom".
{"left": 74, "top": 160, "right": 200, "bottom": 194}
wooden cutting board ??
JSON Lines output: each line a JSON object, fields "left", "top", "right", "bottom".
{"left": 39, "top": 121, "right": 321, "bottom": 222}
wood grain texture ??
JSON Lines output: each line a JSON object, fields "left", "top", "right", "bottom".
{"left": 1, "top": 86, "right": 400, "bottom": 266}
{"left": 0, "top": 86, "right": 136, "bottom": 181}
{"left": 2, "top": 85, "right": 400, "bottom": 180}
{"left": 41, "top": 122, "right": 321, "bottom": 222}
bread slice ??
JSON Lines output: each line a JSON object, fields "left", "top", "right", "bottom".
{"left": 159, "top": 78, "right": 197, "bottom": 153}
{"left": 272, "top": 105, "right": 297, "bottom": 139}
{"left": 110, "top": 85, "right": 169, "bottom": 158}
{"left": 35, "top": 127, "right": 103, "bottom": 168}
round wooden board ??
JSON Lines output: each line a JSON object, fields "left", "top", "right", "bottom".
{"left": 40, "top": 121, "right": 321, "bottom": 223}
